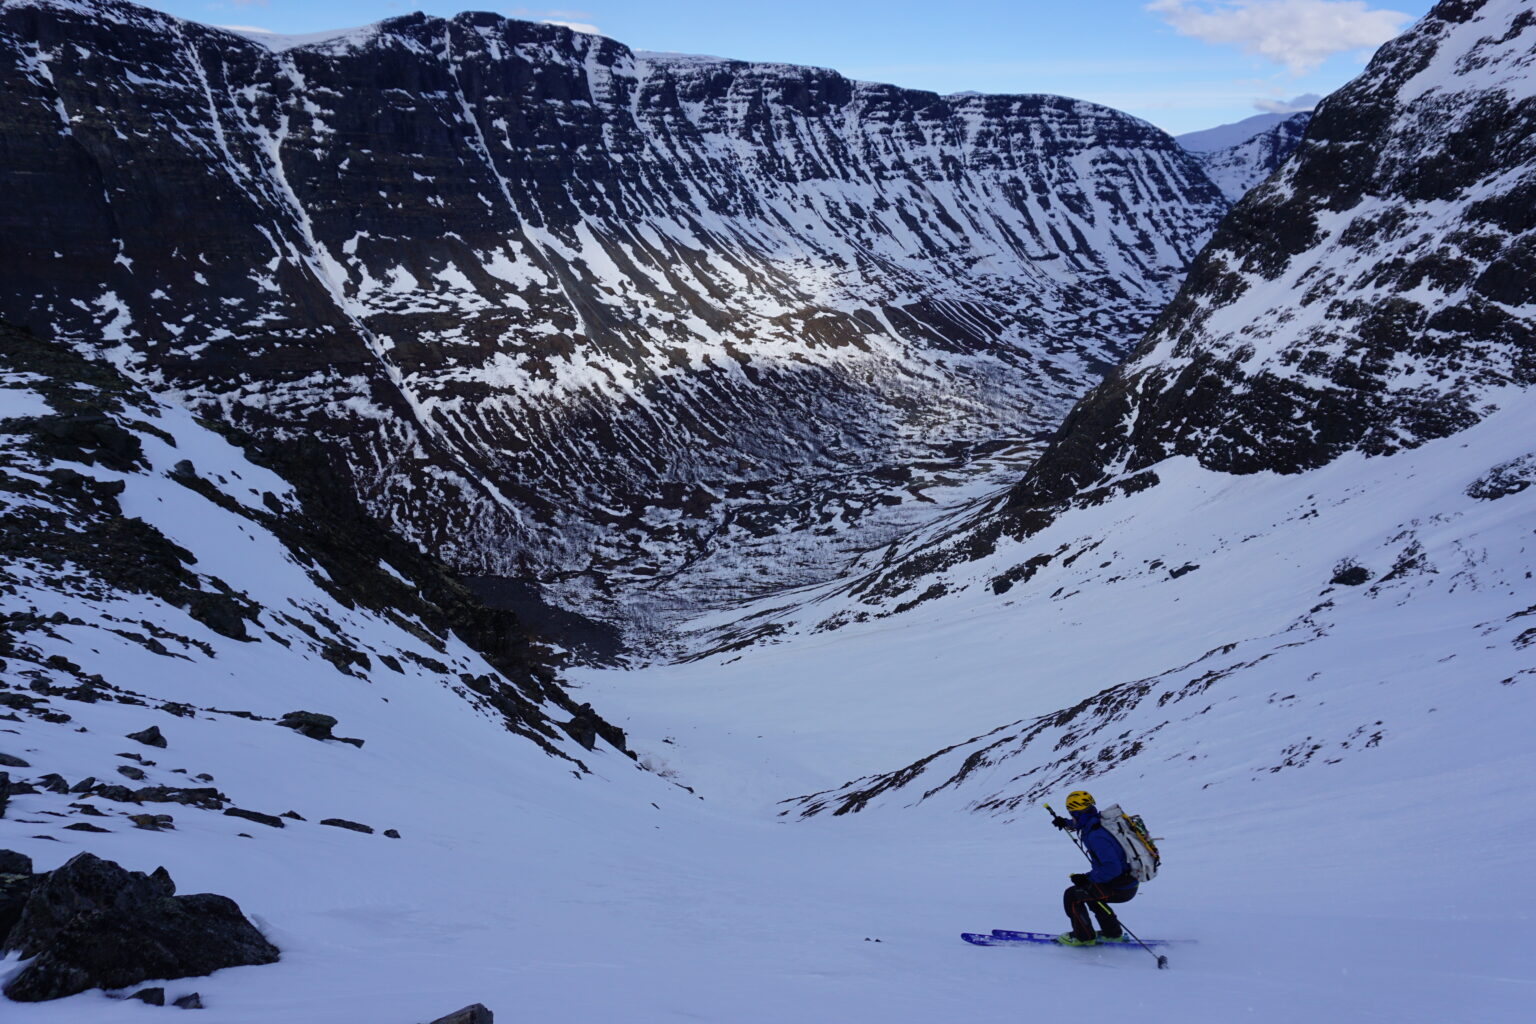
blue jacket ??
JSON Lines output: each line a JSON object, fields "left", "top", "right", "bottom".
{"left": 1072, "top": 808, "right": 1137, "bottom": 890}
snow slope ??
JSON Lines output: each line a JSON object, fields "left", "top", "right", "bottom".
{"left": 6, "top": 376, "right": 1535, "bottom": 1021}
{"left": 0, "top": 325, "right": 598, "bottom": 817}
{"left": 3, "top": 1, "right": 1534, "bottom": 1021}
{"left": 5, "top": 367, "right": 1531, "bottom": 1023}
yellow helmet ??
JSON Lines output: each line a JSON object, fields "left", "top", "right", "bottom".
{"left": 1065, "top": 790, "right": 1095, "bottom": 812}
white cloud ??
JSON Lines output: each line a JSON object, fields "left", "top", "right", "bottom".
{"left": 1146, "top": 0, "right": 1412, "bottom": 74}
{"left": 1254, "top": 91, "right": 1322, "bottom": 112}
{"left": 507, "top": 8, "right": 601, "bottom": 34}
{"left": 541, "top": 19, "right": 601, "bottom": 34}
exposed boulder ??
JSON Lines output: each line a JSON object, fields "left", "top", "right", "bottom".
{"left": 319, "top": 818, "right": 373, "bottom": 835}
{"left": 126, "top": 725, "right": 168, "bottom": 748}
{"left": 14, "top": 412, "right": 145, "bottom": 472}
{"left": 0, "top": 850, "right": 38, "bottom": 943}
{"left": 1, "top": 853, "right": 279, "bottom": 1002}
{"left": 223, "top": 808, "right": 285, "bottom": 829}
{"left": 1331, "top": 561, "right": 1373, "bottom": 586}
{"left": 286, "top": 710, "right": 340, "bottom": 737}
{"left": 129, "top": 814, "right": 175, "bottom": 831}
{"left": 562, "top": 703, "right": 634, "bottom": 757}
{"left": 3, "top": 852, "right": 175, "bottom": 959}
{"left": 277, "top": 711, "right": 364, "bottom": 747}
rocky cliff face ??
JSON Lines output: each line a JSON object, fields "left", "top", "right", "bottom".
{"left": 748, "top": 0, "right": 1536, "bottom": 629}
{"left": 0, "top": 0, "right": 1229, "bottom": 636}
{"left": 1009, "top": 0, "right": 1536, "bottom": 510}
{"left": 720, "top": 0, "right": 1536, "bottom": 820}
{"left": 0, "top": 320, "right": 595, "bottom": 775}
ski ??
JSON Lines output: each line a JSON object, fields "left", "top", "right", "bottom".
{"left": 960, "top": 930, "right": 1187, "bottom": 948}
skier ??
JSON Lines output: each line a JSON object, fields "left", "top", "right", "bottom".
{"left": 1051, "top": 789, "right": 1137, "bottom": 946}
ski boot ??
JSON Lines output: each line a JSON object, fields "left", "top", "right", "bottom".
{"left": 1096, "top": 931, "right": 1130, "bottom": 943}
{"left": 1053, "top": 933, "right": 1098, "bottom": 947}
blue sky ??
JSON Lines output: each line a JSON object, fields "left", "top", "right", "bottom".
{"left": 151, "top": 0, "right": 1435, "bottom": 134}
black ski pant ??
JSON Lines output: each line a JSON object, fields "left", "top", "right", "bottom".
{"left": 1063, "top": 880, "right": 1136, "bottom": 941}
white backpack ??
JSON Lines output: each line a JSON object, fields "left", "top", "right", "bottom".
{"left": 1098, "top": 804, "right": 1161, "bottom": 882}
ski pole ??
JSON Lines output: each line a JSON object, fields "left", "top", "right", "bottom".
{"left": 1094, "top": 903, "right": 1169, "bottom": 970}
{"left": 1044, "top": 804, "right": 1093, "bottom": 864}
{"left": 1046, "top": 804, "right": 1169, "bottom": 970}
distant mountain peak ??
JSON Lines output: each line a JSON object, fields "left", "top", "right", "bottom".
{"left": 1176, "top": 109, "right": 1310, "bottom": 153}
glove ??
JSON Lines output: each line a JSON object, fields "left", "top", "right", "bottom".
{"left": 1052, "top": 816, "right": 1074, "bottom": 831}
{"left": 1070, "top": 873, "right": 1091, "bottom": 888}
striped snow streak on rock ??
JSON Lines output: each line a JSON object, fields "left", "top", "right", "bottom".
{"left": 0, "top": 1, "right": 1228, "bottom": 637}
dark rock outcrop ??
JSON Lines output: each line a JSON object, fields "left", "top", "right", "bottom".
{"left": 223, "top": 808, "right": 285, "bottom": 829}
{"left": 129, "top": 813, "right": 176, "bottom": 831}
{"left": 562, "top": 702, "right": 634, "bottom": 757}
{"left": 429, "top": 1004, "right": 494, "bottom": 1024}
{"left": 0, "top": 325, "right": 586, "bottom": 763}
{"left": 276, "top": 711, "right": 339, "bottom": 741}
{"left": 3, "top": 852, "right": 177, "bottom": 959}
{"left": 277, "top": 710, "right": 365, "bottom": 748}
{"left": 1, "top": 852, "right": 279, "bottom": 1002}
{"left": 0, "top": 851, "right": 37, "bottom": 941}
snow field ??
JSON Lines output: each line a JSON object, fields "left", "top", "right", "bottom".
{"left": 1, "top": 372, "right": 1533, "bottom": 1024}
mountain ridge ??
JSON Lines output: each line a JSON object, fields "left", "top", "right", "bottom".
{"left": 0, "top": 0, "right": 1231, "bottom": 642}
{"left": 672, "top": 0, "right": 1536, "bottom": 820}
